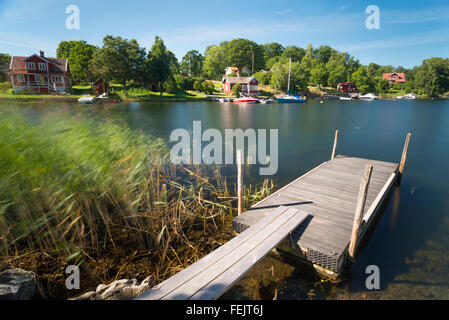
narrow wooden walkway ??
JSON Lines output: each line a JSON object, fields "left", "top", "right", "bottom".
{"left": 232, "top": 155, "right": 399, "bottom": 273}
{"left": 136, "top": 207, "right": 309, "bottom": 300}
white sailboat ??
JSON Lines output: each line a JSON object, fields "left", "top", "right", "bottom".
{"left": 275, "top": 58, "right": 306, "bottom": 103}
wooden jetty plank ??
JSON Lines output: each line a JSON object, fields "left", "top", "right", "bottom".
{"left": 137, "top": 206, "right": 291, "bottom": 300}
{"left": 163, "top": 208, "right": 307, "bottom": 300}
{"left": 137, "top": 207, "right": 309, "bottom": 300}
{"left": 190, "top": 210, "right": 310, "bottom": 300}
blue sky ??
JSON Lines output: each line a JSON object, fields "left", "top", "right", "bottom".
{"left": 1, "top": 0, "right": 448, "bottom": 68}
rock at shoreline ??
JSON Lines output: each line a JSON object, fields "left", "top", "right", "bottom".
{"left": 0, "top": 268, "right": 36, "bottom": 300}
{"left": 73, "top": 275, "right": 153, "bottom": 300}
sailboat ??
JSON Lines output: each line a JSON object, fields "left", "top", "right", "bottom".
{"left": 275, "top": 57, "right": 307, "bottom": 103}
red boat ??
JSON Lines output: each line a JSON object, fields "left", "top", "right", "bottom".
{"left": 233, "top": 96, "right": 259, "bottom": 104}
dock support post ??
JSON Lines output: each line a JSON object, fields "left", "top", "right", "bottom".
{"left": 237, "top": 149, "right": 243, "bottom": 215}
{"left": 331, "top": 130, "right": 339, "bottom": 160}
{"left": 349, "top": 164, "right": 373, "bottom": 259}
{"left": 399, "top": 133, "right": 411, "bottom": 175}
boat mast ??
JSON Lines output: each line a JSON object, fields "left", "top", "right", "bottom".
{"left": 287, "top": 57, "right": 291, "bottom": 94}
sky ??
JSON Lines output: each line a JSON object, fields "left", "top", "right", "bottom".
{"left": 1, "top": 0, "right": 449, "bottom": 68}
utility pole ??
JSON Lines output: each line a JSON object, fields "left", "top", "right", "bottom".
{"left": 251, "top": 52, "right": 254, "bottom": 75}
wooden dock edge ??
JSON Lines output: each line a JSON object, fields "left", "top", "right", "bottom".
{"left": 272, "top": 168, "right": 399, "bottom": 279}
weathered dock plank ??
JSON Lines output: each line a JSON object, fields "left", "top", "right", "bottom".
{"left": 136, "top": 207, "right": 309, "bottom": 300}
{"left": 232, "top": 155, "right": 399, "bottom": 273}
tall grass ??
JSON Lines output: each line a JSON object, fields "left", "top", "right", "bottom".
{"left": 0, "top": 108, "right": 273, "bottom": 289}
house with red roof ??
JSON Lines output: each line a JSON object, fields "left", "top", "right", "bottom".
{"left": 222, "top": 77, "right": 259, "bottom": 95}
{"left": 8, "top": 51, "right": 71, "bottom": 94}
{"left": 382, "top": 72, "right": 406, "bottom": 83}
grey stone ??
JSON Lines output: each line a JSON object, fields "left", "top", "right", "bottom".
{"left": 0, "top": 268, "right": 36, "bottom": 300}
{"left": 73, "top": 275, "right": 153, "bottom": 300}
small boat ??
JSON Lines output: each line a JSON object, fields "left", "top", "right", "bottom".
{"left": 259, "top": 98, "right": 274, "bottom": 104}
{"left": 276, "top": 94, "right": 307, "bottom": 103}
{"left": 403, "top": 93, "right": 417, "bottom": 100}
{"left": 339, "top": 96, "right": 352, "bottom": 101}
{"left": 359, "top": 93, "right": 378, "bottom": 100}
{"left": 233, "top": 96, "right": 259, "bottom": 104}
{"left": 77, "top": 95, "right": 96, "bottom": 104}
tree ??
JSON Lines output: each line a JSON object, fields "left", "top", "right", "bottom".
{"left": 414, "top": 57, "right": 449, "bottom": 96}
{"left": 310, "top": 63, "right": 328, "bottom": 87}
{"left": 225, "top": 39, "right": 264, "bottom": 72}
{"left": 232, "top": 83, "right": 242, "bottom": 97}
{"left": 327, "top": 65, "right": 347, "bottom": 88}
{"left": 65, "top": 41, "right": 98, "bottom": 83}
{"left": 180, "top": 50, "right": 204, "bottom": 77}
{"left": 270, "top": 60, "right": 308, "bottom": 93}
{"left": 262, "top": 43, "right": 284, "bottom": 65}
{"left": 203, "top": 45, "right": 228, "bottom": 80}
{"left": 376, "top": 77, "right": 390, "bottom": 93}
{"left": 147, "top": 36, "right": 171, "bottom": 96}
{"left": 0, "top": 53, "right": 11, "bottom": 82}
{"left": 90, "top": 35, "right": 146, "bottom": 92}
{"left": 281, "top": 46, "right": 305, "bottom": 63}
{"left": 56, "top": 41, "right": 80, "bottom": 59}
{"left": 314, "top": 45, "right": 336, "bottom": 65}
{"left": 166, "top": 50, "right": 180, "bottom": 75}
{"left": 351, "top": 66, "right": 375, "bottom": 94}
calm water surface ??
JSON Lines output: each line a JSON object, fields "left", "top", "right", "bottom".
{"left": 4, "top": 99, "right": 449, "bottom": 299}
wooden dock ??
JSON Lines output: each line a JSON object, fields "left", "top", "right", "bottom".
{"left": 136, "top": 131, "right": 411, "bottom": 299}
{"left": 233, "top": 155, "right": 398, "bottom": 274}
{"left": 136, "top": 207, "right": 309, "bottom": 300}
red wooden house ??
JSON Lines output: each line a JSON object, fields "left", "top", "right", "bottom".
{"left": 8, "top": 51, "right": 71, "bottom": 94}
{"left": 382, "top": 72, "right": 406, "bottom": 83}
{"left": 337, "top": 82, "right": 357, "bottom": 93}
{"left": 222, "top": 77, "right": 259, "bottom": 95}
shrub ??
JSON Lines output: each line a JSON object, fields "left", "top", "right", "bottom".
{"left": 0, "top": 81, "right": 12, "bottom": 93}
{"left": 232, "top": 83, "right": 242, "bottom": 97}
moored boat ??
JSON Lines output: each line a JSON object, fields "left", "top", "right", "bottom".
{"left": 359, "top": 93, "right": 378, "bottom": 100}
{"left": 233, "top": 96, "right": 259, "bottom": 104}
{"left": 276, "top": 94, "right": 307, "bottom": 103}
{"left": 339, "top": 96, "right": 352, "bottom": 101}
{"left": 77, "top": 95, "right": 96, "bottom": 104}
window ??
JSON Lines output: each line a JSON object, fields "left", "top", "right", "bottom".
{"left": 38, "top": 63, "right": 46, "bottom": 71}
{"left": 17, "top": 74, "right": 25, "bottom": 82}
{"left": 51, "top": 76, "right": 63, "bottom": 83}
{"left": 34, "top": 76, "right": 40, "bottom": 83}
{"left": 27, "top": 62, "right": 35, "bottom": 70}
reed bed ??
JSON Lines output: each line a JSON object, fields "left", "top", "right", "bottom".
{"left": 0, "top": 108, "right": 273, "bottom": 298}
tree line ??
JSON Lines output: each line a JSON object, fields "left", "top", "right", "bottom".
{"left": 1, "top": 36, "right": 448, "bottom": 97}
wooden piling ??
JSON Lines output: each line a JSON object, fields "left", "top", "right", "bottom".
{"left": 237, "top": 149, "right": 243, "bottom": 215}
{"left": 331, "top": 130, "right": 339, "bottom": 160}
{"left": 399, "top": 133, "right": 411, "bottom": 175}
{"left": 348, "top": 164, "right": 373, "bottom": 259}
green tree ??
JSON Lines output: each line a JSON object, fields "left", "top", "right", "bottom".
{"left": 281, "top": 46, "right": 305, "bottom": 63}
{"left": 327, "top": 65, "right": 347, "bottom": 88}
{"left": 203, "top": 45, "right": 228, "bottom": 80}
{"left": 314, "top": 45, "right": 336, "bottom": 65}
{"left": 0, "top": 53, "right": 11, "bottom": 82}
{"left": 376, "top": 77, "right": 390, "bottom": 93}
{"left": 351, "top": 66, "right": 375, "bottom": 94}
{"left": 225, "top": 39, "right": 264, "bottom": 72}
{"left": 270, "top": 61, "right": 308, "bottom": 93}
{"left": 56, "top": 41, "right": 80, "bottom": 59}
{"left": 180, "top": 50, "right": 204, "bottom": 77}
{"left": 66, "top": 41, "right": 98, "bottom": 83}
{"left": 147, "top": 36, "right": 172, "bottom": 96}
{"left": 232, "top": 83, "right": 242, "bottom": 97}
{"left": 414, "top": 57, "right": 449, "bottom": 96}
{"left": 310, "top": 63, "right": 328, "bottom": 87}
{"left": 90, "top": 35, "right": 146, "bottom": 92}
{"left": 262, "top": 42, "right": 284, "bottom": 65}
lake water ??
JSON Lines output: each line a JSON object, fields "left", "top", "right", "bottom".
{"left": 3, "top": 99, "right": 449, "bottom": 299}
